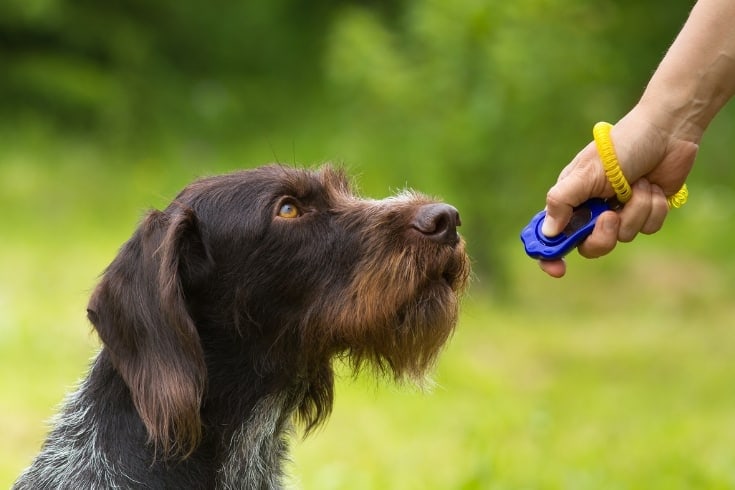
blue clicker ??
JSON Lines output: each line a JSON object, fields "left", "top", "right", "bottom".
{"left": 520, "top": 198, "right": 612, "bottom": 260}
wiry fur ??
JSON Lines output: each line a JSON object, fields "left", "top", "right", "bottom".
{"left": 14, "top": 165, "right": 470, "bottom": 489}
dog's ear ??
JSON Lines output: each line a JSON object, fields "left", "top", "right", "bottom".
{"left": 87, "top": 207, "right": 213, "bottom": 459}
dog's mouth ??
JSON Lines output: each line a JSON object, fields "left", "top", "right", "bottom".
{"left": 441, "top": 270, "right": 457, "bottom": 287}
{"left": 393, "top": 252, "right": 467, "bottom": 323}
{"left": 428, "top": 268, "right": 458, "bottom": 290}
{"left": 434, "top": 247, "right": 470, "bottom": 293}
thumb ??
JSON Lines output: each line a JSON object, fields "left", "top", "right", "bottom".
{"left": 540, "top": 210, "right": 569, "bottom": 238}
{"left": 541, "top": 175, "right": 595, "bottom": 237}
{"left": 541, "top": 143, "right": 610, "bottom": 236}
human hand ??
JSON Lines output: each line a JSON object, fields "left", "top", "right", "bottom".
{"left": 538, "top": 107, "right": 698, "bottom": 277}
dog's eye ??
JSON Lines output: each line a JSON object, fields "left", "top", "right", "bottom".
{"left": 277, "top": 202, "right": 301, "bottom": 219}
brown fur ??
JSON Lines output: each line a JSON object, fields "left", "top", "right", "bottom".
{"left": 16, "top": 164, "right": 470, "bottom": 489}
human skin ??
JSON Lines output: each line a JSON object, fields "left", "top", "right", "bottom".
{"left": 540, "top": 0, "right": 735, "bottom": 277}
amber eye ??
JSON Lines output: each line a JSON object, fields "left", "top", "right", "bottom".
{"left": 277, "top": 201, "right": 301, "bottom": 219}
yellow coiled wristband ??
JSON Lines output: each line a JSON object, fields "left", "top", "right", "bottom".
{"left": 592, "top": 121, "right": 688, "bottom": 209}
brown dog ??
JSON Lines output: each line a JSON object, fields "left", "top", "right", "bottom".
{"left": 15, "top": 165, "right": 470, "bottom": 489}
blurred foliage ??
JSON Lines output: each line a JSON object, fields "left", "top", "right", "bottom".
{"left": 1, "top": 0, "right": 725, "bottom": 282}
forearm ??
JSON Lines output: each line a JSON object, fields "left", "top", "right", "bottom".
{"left": 638, "top": 0, "right": 735, "bottom": 143}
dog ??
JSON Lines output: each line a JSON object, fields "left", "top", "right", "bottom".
{"left": 14, "top": 164, "right": 470, "bottom": 489}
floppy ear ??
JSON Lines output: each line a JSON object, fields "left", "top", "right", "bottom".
{"left": 87, "top": 206, "right": 213, "bottom": 459}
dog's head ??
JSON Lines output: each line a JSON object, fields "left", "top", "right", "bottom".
{"left": 87, "top": 164, "right": 470, "bottom": 458}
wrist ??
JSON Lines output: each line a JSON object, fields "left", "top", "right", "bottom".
{"left": 637, "top": 86, "right": 707, "bottom": 145}
{"left": 611, "top": 103, "right": 698, "bottom": 199}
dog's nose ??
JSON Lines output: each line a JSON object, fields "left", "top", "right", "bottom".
{"left": 412, "top": 203, "right": 461, "bottom": 245}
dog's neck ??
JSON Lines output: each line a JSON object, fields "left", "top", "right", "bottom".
{"left": 16, "top": 349, "right": 305, "bottom": 489}
{"left": 216, "top": 391, "right": 295, "bottom": 489}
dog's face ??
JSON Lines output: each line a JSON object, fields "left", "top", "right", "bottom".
{"left": 86, "top": 164, "right": 470, "bottom": 457}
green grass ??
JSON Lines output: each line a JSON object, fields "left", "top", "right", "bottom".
{"left": 3, "top": 141, "right": 735, "bottom": 488}
{"left": 5, "top": 245, "right": 735, "bottom": 489}
{"left": 291, "top": 278, "right": 735, "bottom": 490}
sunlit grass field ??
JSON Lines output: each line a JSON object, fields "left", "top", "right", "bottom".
{"left": 2, "top": 141, "right": 735, "bottom": 488}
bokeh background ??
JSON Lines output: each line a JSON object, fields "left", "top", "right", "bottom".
{"left": 2, "top": 0, "right": 735, "bottom": 488}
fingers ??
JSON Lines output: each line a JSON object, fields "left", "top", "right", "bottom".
{"left": 577, "top": 210, "right": 620, "bottom": 258}
{"left": 616, "top": 179, "right": 668, "bottom": 241}
{"left": 575, "top": 178, "right": 668, "bottom": 257}
{"left": 539, "top": 179, "right": 670, "bottom": 277}
{"left": 539, "top": 259, "right": 567, "bottom": 278}
{"left": 538, "top": 211, "right": 618, "bottom": 278}
{"left": 640, "top": 183, "right": 669, "bottom": 235}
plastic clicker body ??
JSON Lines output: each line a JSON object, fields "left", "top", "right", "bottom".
{"left": 520, "top": 198, "right": 612, "bottom": 260}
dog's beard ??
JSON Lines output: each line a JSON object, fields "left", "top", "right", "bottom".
{"left": 334, "top": 238, "right": 470, "bottom": 384}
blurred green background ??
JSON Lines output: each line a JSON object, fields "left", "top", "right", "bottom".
{"left": 3, "top": 0, "right": 735, "bottom": 488}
